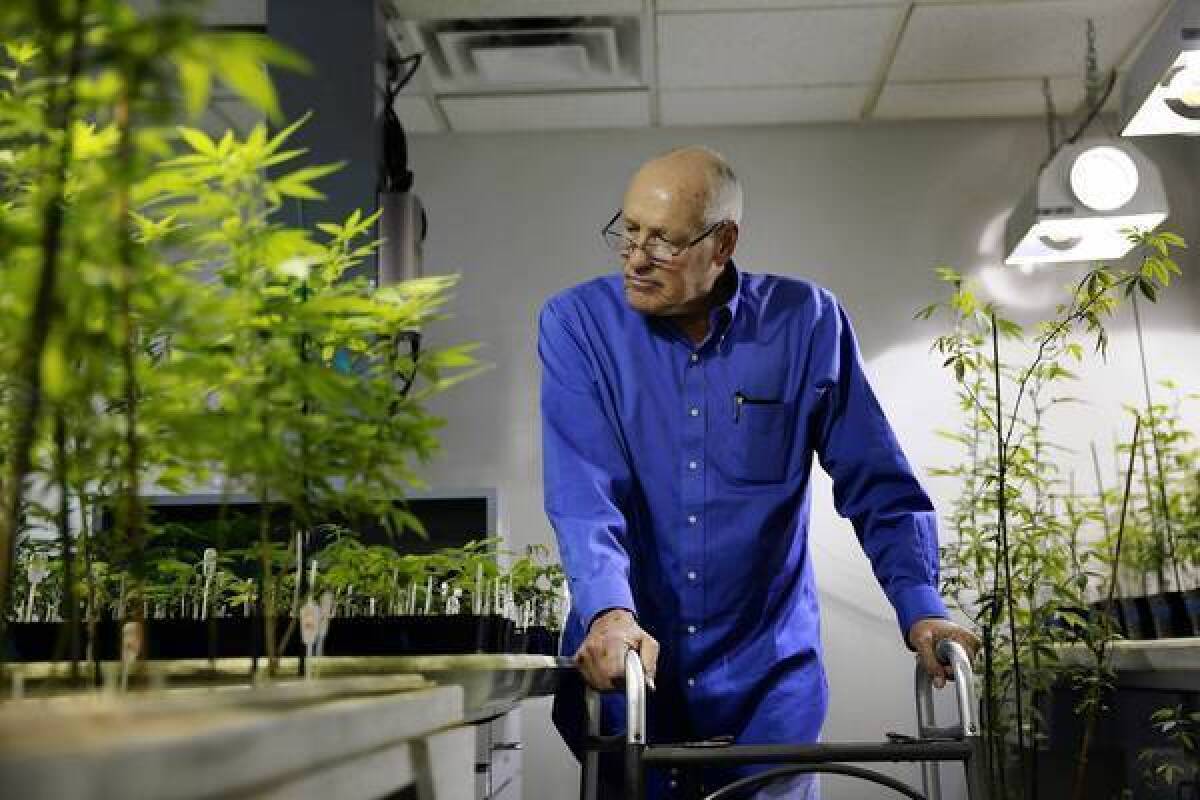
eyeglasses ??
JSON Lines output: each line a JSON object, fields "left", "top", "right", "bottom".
{"left": 601, "top": 211, "right": 725, "bottom": 264}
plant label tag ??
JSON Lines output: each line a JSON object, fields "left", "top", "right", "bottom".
{"left": 318, "top": 591, "right": 333, "bottom": 637}
{"left": 28, "top": 555, "right": 49, "bottom": 585}
{"left": 300, "top": 600, "right": 320, "bottom": 646}
{"left": 122, "top": 620, "right": 143, "bottom": 663}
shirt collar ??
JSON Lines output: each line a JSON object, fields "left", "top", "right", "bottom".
{"left": 709, "top": 259, "right": 742, "bottom": 332}
{"left": 641, "top": 259, "right": 743, "bottom": 345}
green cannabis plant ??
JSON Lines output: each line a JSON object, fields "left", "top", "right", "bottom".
{"left": 917, "top": 228, "right": 1186, "bottom": 800}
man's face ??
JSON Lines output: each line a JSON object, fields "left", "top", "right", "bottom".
{"left": 618, "top": 167, "right": 730, "bottom": 317}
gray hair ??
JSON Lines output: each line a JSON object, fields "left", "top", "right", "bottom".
{"left": 659, "top": 145, "right": 744, "bottom": 226}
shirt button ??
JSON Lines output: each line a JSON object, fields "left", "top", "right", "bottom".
{"left": 688, "top": 514, "right": 698, "bottom": 525}
{"left": 689, "top": 407, "right": 700, "bottom": 417}
{"left": 687, "top": 624, "right": 697, "bottom": 634}
{"left": 689, "top": 353, "right": 699, "bottom": 364}
{"left": 687, "top": 677, "right": 696, "bottom": 687}
{"left": 687, "top": 571, "right": 697, "bottom": 581}
{"left": 688, "top": 460, "right": 698, "bottom": 471}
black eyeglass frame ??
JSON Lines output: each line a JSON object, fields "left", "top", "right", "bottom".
{"left": 600, "top": 210, "right": 727, "bottom": 263}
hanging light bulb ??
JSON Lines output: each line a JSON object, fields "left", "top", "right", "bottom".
{"left": 1068, "top": 146, "right": 1140, "bottom": 212}
{"left": 1161, "top": 58, "right": 1200, "bottom": 119}
{"left": 1005, "top": 139, "right": 1168, "bottom": 266}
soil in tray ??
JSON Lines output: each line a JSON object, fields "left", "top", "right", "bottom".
{"left": 321, "top": 614, "right": 513, "bottom": 656}
{"left": 317, "top": 616, "right": 562, "bottom": 656}
{"left": 142, "top": 618, "right": 303, "bottom": 660}
{"left": 5, "top": 616, "right": 565, "bottom": 661}
{"left": 3, "top": 621, "right": 118, "bottom": 662}
{"left": 2, "top": 618, "right": 302, "bottom": 662}
{"left": 526, "top": 625, "right": 559, "bottom": 655}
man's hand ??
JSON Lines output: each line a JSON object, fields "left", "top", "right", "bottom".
{"left": 907, "top": 618, "right": 981, "bottom": 689}
{"left": 574, "top": 608, "right": 658, "bottom": 692}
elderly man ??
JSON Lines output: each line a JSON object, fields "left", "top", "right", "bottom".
{"left": 538, "top": 146, "right": 980, "bottom": 799}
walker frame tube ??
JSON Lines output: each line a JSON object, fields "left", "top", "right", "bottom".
{"left": 582, "top": 639, "right": 989, "bottom": 800}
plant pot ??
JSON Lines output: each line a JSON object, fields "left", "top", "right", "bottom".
{"left": 1145, "top": 593, "right": 1173, "bottom": 639}
{"left": 1184, "top": 588, "right": 1200, "bottom": 637}
{"left": 319, "top": 613, "right": 510, "bottom": 656}
{"left": 525, "top": 625, "right": 559, "bottom": 655}
{"left": 2, "top": 617, "right": 308, "bottom": 662}
{"left": 1160, "top": 590, "right": 1195, "bottom": 638}
{"left": 1144, "top": 592, "right": 1192, "bottom": 639}
{"left": 3, "top": 620, "right": 125, "bottom": 662}
{"left": 1116, "top": 597, "right": 1152, "bottom": 640}
{"left": 1086, "top": 599, "right": 1128, "bottom": 638}
{"left": 141, "top": 617, "right": 300, "bottom": 660}
{"left": 1084, "top": 599, "right": 1128, "bottom": 638}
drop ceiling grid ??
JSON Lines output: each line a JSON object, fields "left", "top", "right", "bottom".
{"left": 440, "top": 91, "right": 651, "bottom": 132}
{"left": 656, "top": 6, "right": 905, "bottom": 89}
{"left": 887, "top": 0, "right": 1169, "bottom": 83}
{"left": 388, "top": 0, "right": 1171, "bottom": 131}
{"left": 659, "top": 85, "right": 870, "bottom": 125}
{"left": 650, "top": 0, "right": 1169, "bottom": 126}
{"left": 873, "top": 77, "right": 1089, "bottom": 119}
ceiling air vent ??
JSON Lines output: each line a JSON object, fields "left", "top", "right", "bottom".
{"left": 402, "top": 16, "right": 643, "bottom": 93}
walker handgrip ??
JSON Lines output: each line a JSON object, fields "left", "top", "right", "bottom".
{"left": 914, "top": 639, "right": 981, "bottom": 800}
{"left": 624, "top": 646, "right": 647, "bottom": 745}
{"left": 935, "top": 639, "right": 980, "bottom": 737}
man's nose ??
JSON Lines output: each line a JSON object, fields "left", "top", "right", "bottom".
{"left": 626, "top": 245, "right": 654, "bottom": 273}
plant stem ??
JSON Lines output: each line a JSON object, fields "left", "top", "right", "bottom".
{"left": 1089, "top": 442, "right": 1116, "bottom": 596}
{"left": 1130, "top": 294, "right": 1183, "bottom": 592}
{"left": 257, "top": 480, "right": 277, "bottom": 673}
{"left": 1029, "top": 388, "right": 1046, "bottom": 800}
{"left": 1071, "top": 414, "right": 1141, "bottom": 800}
{"left": 0, "top": 0, "right": 87, "bottom": 644}
{"left": 992, "top": 311, "right": 1028, "bottom": 800}
{"left": 1137, "top": 436, "right": 1166, "bottom": 594}
{"left": 113, "top": 85, "right": 146, "bottom": 648}
{"left": 54, "top": 412, "right": 80, "bottom": 680}
{"left": 76, "top": 467, "right": 99, "bottom": 685}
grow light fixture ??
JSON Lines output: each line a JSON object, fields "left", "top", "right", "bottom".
{"left": 1121, "top": 0, "right": 1200, "bottom": 136}
{"left": 1004, "top": 139, "right": 1168, "bottom": 266}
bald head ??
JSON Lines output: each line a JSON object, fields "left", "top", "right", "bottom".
{"left": 630, "top": 146, "right": 744, "bottom": 229}
{"left": 618, "top": 146, "right": 742, "bottom": 322}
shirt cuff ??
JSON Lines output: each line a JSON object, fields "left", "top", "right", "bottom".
{"left": 569, "top": 577, "right": 636, "bottom": 634}
{"left": 891, "top": 583, "right": 950, "bottom": 649}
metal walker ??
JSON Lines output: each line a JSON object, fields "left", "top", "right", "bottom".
{"left": 580, "top": 639, "right": 990, "bottom": 800}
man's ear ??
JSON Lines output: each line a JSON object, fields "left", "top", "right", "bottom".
{"left": 714, "top": 222, "right": 739, "bottom": 266}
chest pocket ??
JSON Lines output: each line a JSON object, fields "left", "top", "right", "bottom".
{"left": 721, "top": 392, "right": 791, "bottom": 483}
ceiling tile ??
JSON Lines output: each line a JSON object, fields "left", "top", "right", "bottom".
{"left": 874, "top": 78, "right": 1087, "bottom": 120}
{"left": 440, "top": 91, "right": 650, "bottom": 131}
{"left": 660, "top": 85, "right": 867, "bottom": 125}
{"left": 393, "top": 96, "right": 445, "bottom": 134}
{"left": 657, "top": 7, "right": 903, "bottom": 89}
{"left": 890, "top": 0, "right": 1168, "bottom": 83}
{"left": 659, "top": 0, "right": 900, "bottom": 9}
{"left": 389, "top": 0, "right": 641, "bottom": 18}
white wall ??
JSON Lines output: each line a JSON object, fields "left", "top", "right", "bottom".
{"left": 407, "top": 119, "right": 1200, "bottom": 800}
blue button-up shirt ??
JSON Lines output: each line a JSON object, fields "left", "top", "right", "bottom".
{"left": 539, "top": 261, "right": 947, "bottom": 783}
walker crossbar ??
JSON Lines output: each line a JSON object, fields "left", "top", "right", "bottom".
{"left": 580, "top": 639, "right": 990, "bottom": 800}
